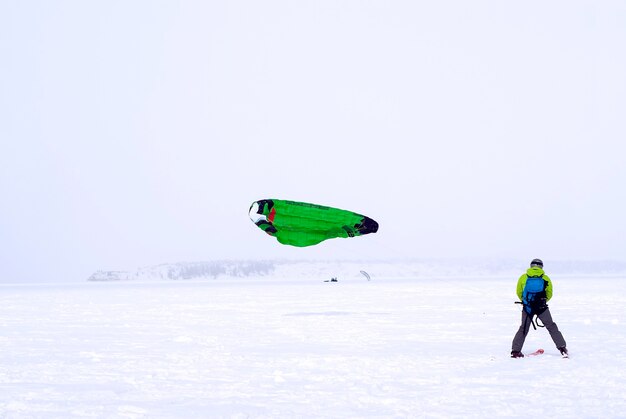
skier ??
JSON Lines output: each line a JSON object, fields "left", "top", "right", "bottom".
{"left": 511, "top": 258, "right": 568, "bottom": 358}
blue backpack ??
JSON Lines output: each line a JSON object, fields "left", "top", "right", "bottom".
{"left": 522, "top": 275, "right": 548, "bottom": 315}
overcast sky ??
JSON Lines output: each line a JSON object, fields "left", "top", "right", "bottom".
{"left": 1, "top": 1, "right": 625, "bottom": 283}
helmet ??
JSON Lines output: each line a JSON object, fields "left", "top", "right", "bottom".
{"left": 530, "top": 258, "right": 543, "bottom": 268}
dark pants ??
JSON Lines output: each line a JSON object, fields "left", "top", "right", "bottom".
{"left": 512, "top": 307, "right": 566, "bottom": 353}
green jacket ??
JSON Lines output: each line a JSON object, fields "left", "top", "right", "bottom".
{"left": 516, "top": 266, "right": 553, "bottom": 301}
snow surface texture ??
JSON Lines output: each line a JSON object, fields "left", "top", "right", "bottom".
{"left": 1, "top": 274, "right": 625, "bottom": 418}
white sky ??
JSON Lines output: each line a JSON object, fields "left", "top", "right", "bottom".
{"left": 1, "top": 1, "right": 625, "bottom": 282}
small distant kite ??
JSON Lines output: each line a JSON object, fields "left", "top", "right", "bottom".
{"left": 249, "top": 199, "right": 379, "bottom": 247}
{"left": 359, "top": 270, "right": 371, "bottom": 281}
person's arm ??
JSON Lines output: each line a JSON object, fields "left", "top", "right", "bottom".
{"left": 516, "top": 275, "right": 526, "bottom": 300}
{"left": 544, "top": 274, "right": 553, "bottom": 301}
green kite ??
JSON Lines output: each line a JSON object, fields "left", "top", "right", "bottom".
{"left": 249, "top": 199, "right": 379, "bottom": 247}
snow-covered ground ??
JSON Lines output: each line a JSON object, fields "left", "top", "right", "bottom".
{"left": 1, "top": 273, "right": 625, "bottom": 418}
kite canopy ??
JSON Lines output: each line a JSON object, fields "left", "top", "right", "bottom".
{"left": 249, "top": 199, "right": 378, "bottom": 247}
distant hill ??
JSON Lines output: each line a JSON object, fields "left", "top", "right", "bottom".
{"left": 87, "top": 259, "right": 626, "bottom": 281}
{"left": 88, "top": 260, "right": 275, "bottom": 281}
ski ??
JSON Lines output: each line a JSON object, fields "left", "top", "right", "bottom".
{"left": 511, "top": 348, "right": 544, "bottom": 358}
